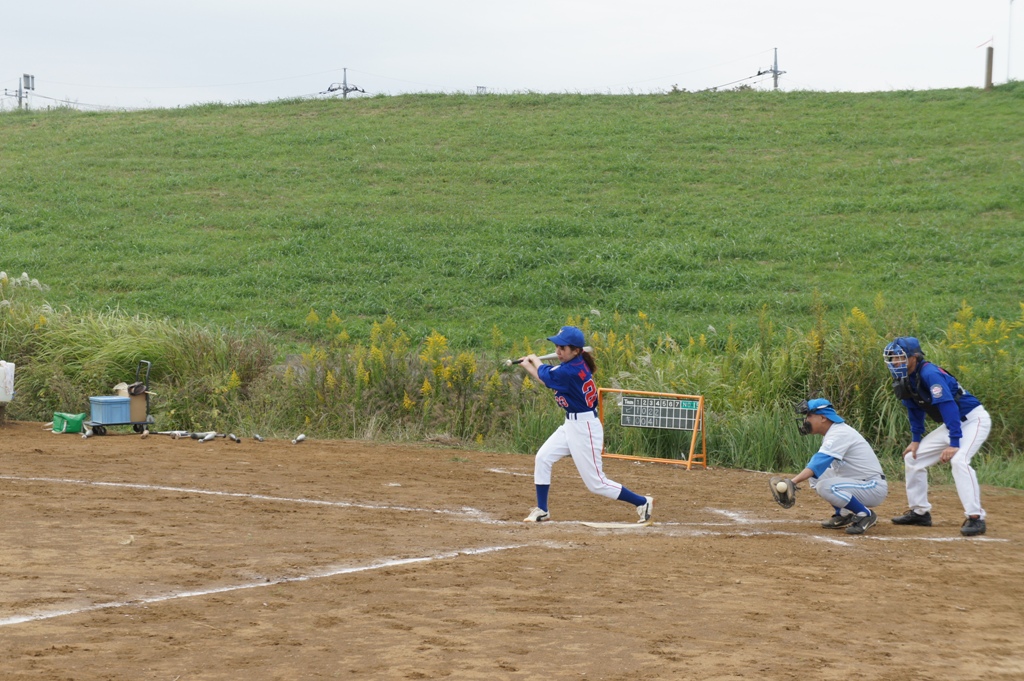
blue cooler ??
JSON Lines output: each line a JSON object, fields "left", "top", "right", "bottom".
{"left": 90, "top": 396, "right": 131, "bottom": 424}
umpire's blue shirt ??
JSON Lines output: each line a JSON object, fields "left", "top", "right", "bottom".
{"left": 904, "top": 361, "right": 982, "bottom": 447}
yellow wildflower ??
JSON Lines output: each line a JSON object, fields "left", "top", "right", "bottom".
{"left": 420, "top": 330, "right": 449, "bottom": 364}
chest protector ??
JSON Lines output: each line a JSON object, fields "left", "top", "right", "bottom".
{"left": 892, "top": 361, "right": 961, "bottom": 423}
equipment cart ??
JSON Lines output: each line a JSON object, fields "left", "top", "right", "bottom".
{"left": 85, "top": 360, "right": 155, "bottom": 435}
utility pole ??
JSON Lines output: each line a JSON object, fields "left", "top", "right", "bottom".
{"left": 323, "top": 68, "right": 365, "bottom": 99}
{"left": 5, "top": 74, "right": 35, "bottom": 110}
{"left": 758, "top": 49, "right": 786, "bottom": 90}
{"left": 1010, "top": 0, "right": 1016, "bottom": 82}
{"left": 986, "top": 46, "right": 995, "bottom": 90}
{"left": 771, "top": 48, "right": 785, "bottom": 90}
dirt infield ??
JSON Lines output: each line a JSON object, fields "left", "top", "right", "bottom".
{"left": 2, "top": 420, "right": 1023, "bottom": 680}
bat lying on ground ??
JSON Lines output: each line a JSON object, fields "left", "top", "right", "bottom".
{"left": 505, "top": 346, "right": 593, "bottom": 366}
{"left": 156, "top": 430, "right": 191, "bottom": 439}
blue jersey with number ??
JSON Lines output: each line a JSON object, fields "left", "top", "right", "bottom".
{"left": 537, "top": 356, "right": 598, "bottom": 414}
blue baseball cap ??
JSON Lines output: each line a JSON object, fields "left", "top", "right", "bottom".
{"left": 547, "top": 325, "right": 585, "bottom": 348}
{"left": 806, "top": 398, "right": 844, "bottom": 424}
{"left": 891, "top": 337, "right": 924, "bottom": 358}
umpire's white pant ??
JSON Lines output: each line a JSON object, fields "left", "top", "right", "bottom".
{"left": 534, "top": 413, "right": 622, "bottom": 500}
{"left": 904, "top": 406, "right": 990, "bottom": 519}
{"left": 812, "top": 467, "right": 888, "bottom": 511}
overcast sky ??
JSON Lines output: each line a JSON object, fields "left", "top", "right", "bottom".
{"left": 1, "top": 1, "right": 1020, "bottom": 111}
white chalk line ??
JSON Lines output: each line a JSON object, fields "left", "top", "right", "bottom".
{"left": 487, "top": 467, "right": 532, "bottom": 477}
{"left": 658, "top": 527, "right": 853, "bottom": 546}
{"left": 686, "top": 509, "right": 1009, "bottom": 544}
{"left": 0, "top": 475, "right": 484, "bottom": 518}
{"left": 864, "top": 535, "right": 1007, "bottom": 543}
{"left": 0, "top": 544, "right": 532, "bottom": 628}
{"left": 707, "top": 508, "right": 795, "bottom": 524}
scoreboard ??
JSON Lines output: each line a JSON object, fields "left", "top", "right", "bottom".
{"left": 620, "top": 396, "right": 699, "bottom": 431}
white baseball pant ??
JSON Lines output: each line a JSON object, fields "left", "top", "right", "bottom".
{"left": 811, "top": 467, "right": 888, "bottom": 510}
{"left": 533, "top": 412, "right": 622, "bottom": 500}
{"left": 904, "top": 406, "right": 991, "bottom": 519}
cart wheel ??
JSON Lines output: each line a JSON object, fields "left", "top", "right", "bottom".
{"left": 95, "top": 426, "right": 108, "bottom": 436}
{"left": 133, "top": 424, "right": 145, "bottom": 433}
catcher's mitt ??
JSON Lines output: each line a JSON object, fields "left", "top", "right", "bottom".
{"left": 769, "top": 476, "right": 798, "bottom": 509}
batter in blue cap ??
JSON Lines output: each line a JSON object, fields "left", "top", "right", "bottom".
{"left": 513, "top": 326, "right": 654, "bottom": 525}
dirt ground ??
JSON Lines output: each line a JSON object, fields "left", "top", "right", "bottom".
{"left": 1, "top": 420, "right": 1023, "bottom": 681}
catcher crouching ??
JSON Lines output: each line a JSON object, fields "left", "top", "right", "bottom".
{"left": 770, "top": 398, "right": 888, "bottom": 535}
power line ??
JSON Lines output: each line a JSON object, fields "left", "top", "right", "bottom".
{"left": 607, "top": 48, "right": 775, "bottom": 89}
{"left": 26, "top": 91, "right": 133, "bottom": 111}
{"left": 44, "top": 67, "right": 354, "bottom": 91}
{"left": 697, "top": 72, "right": 774, "bottom": 93}
{"left": 344, "top": 68, "right": 444, "bottom": 90}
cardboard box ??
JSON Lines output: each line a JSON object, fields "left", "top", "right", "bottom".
{"left": 130, "top": 393, "right": 147, "bottom": 423}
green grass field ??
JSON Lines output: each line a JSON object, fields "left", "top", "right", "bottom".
{"left": 2, "top": 87, "right": 1022, "bottom": 347}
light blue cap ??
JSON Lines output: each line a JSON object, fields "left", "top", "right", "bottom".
{"left": 806, "top": 398, "right": 844, "bottom": 424}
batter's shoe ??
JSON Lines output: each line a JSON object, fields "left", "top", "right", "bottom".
{"left": 637, "top": 496, "right": 654, "bottom": 525}
{"left": 960, "top": 516, "right": 986, "bottom": 536}
{"left": 891, "top": 509, "right": 932, "bottom": 526}
{"left": 821, "top": 513, "right": 856, "bottom": 529}
{"left": 845, "top": 510, "right": 878, "bottom": 535}
{"left": 523, "top": 507, "right": 550, "bottom": 523}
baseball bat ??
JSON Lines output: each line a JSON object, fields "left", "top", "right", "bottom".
{"left": 505, "top": 346, "right": 593, "bottom": 366}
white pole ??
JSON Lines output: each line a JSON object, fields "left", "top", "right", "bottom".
{"left": 1010, "top": 0, "right": 1016, "bottom": 82}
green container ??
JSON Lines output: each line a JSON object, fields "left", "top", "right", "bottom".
{"left": 52, "top": 412, "right": 86, "bottom": 434}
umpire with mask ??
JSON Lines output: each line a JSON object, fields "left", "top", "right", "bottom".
{"left": 884, "top": 337, "right": 991, "bottom": 536}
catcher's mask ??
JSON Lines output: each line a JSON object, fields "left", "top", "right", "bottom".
{"left": 884, "top": 337, "right": 924, "bottom": 379}
{"left": 795, "top": 397, "right": 844, "bottom": 435}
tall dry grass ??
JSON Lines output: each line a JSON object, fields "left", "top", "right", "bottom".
{"left": 4, "top": 273, "right": 1023, "bottom": 485}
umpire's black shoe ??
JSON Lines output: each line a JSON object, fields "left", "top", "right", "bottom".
{"left": 961, "top": 516, "right": 986, "bottom": 536}
{"left": 891, "top": 509, "right": 932, "bottom": 526}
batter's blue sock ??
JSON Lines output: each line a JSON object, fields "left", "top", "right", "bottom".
{"left": 535, "top": 484, "right": 550, "bottom": 512}
{"left": 617, "top": 487, "right": 646, "bottom": 506}
{"left": 845, "top": 497, "right": 870, "bottom": 516}
{"left": 832, "top": 506, "right": 843, "bottom": 516}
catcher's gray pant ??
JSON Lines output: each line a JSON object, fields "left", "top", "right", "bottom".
{"left": 533, "top": 413, "right": 623, "bottom": 500}
{"left": 811, "top": 467, "right": 888, "bottom": 512}
{"left": 904, "top": 405, "right": 990, "bottom": 519}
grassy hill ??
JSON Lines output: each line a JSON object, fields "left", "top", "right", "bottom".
{"left": 1, "top": 87, "right": 1023, "bottom": 348}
